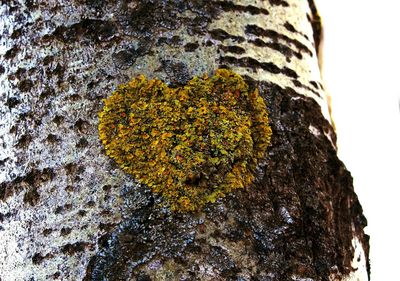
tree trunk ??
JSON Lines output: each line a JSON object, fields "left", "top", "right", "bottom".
{"left": 0, "top": 1, "right": 369, "bottom": 280}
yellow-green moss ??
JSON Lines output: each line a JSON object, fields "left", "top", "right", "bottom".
{"left": 98, "top": 69, "right": 272, "bottom": 212}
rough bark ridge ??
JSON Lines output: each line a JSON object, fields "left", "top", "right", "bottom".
{"left": 0, "top": 0, "right": 369, "bottom": 280}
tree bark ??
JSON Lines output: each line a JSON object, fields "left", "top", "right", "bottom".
{"left": 0, "top": 1, "right": 369, "bottom": 280}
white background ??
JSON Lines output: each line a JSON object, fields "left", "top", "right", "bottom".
{"left": 317, "top": 1, "right": 400, "bottom": 280}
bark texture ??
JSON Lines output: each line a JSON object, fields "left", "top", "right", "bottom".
{"left": 0, "top": 0, "right": 369, "bottom": 280}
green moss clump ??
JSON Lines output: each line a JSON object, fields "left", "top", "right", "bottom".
{"left": 98, "top": 69, "right": 272, "bottom": 212}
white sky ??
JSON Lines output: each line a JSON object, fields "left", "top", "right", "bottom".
{"left": 317, "top": 1, "right": 400, "bottom": 280}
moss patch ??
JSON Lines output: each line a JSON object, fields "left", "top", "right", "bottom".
{"left": 98, "top": 69, "right": 272, "bottom": 212}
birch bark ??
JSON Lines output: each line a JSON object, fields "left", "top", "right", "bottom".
{"left": 0, "top": 1, "right": 369, "bottom": 280}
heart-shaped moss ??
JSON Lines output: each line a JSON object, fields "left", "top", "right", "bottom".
{"left": 98, "top": 69, "right": 272, "bottom": 212}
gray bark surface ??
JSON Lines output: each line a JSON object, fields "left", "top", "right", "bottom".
{"left": 0, "top": 1, "right": 369, "bottom": 280}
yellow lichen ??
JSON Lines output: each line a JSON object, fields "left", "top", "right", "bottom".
{"left": 98, "top": 69, "right": 272, "bottom": 212}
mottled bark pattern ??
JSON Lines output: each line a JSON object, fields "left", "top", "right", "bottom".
{"left": 0, "top": 1, "right": 369, "bottom": 280}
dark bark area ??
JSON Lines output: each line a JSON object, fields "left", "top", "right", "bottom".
{"left": 84, "top": 81, "right": 369, "bottom": 281}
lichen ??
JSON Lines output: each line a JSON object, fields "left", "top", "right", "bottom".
{"left": 98, "top": 69, "right": 272, "bottom": 212}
